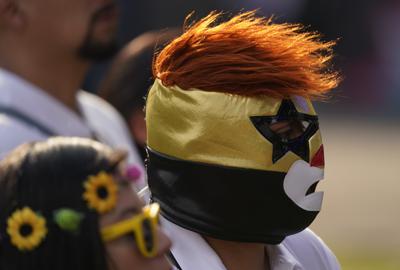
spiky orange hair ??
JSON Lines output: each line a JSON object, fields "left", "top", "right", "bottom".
{"left": 153, "top": 11, "right": 340, "bottom": 99}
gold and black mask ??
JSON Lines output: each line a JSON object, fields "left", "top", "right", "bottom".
{"left": 146, "top": 79, "right": 325, "bottom": 244}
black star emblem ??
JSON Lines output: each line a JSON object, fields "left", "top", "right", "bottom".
{"left": 250, "top": 99, "right": 319, "bottom": 163}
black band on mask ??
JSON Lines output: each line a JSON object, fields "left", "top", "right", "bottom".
{"left": 147, "top": 148, "right": 319, "bottom": 244}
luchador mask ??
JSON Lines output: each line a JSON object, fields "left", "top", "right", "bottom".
{"left": 146, "top": 79, "right": 325, "bottom": 244}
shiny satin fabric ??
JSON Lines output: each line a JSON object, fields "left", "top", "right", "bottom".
{"left": 145, "top": 79, "right": 325, "bottom": 243}
{"left": 147, "top": 149, "right": 319, "bottom": 244}
{"left": 146, "top": 79, "right": 323, "bottom": 173}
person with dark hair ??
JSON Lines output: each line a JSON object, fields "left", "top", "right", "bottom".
{"left": 0, "top": 137, "right": 172, "bottom": 270}
{"left": 145, "top": 12, "right": 341, "bottom": 270}
{"left": 0, "top": 0, "right": 145, "bottom": 187}
{"left": 99, "top": 30, "right": 180, "bottom": 162}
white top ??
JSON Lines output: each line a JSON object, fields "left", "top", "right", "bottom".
{"left": 162, "top": 217, "right": 341, "bottom": 270}
{"left": 0, "top": 68, "right": 145, "bottom": 188}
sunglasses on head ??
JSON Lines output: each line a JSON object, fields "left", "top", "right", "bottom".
{"left": 101, "top": 203, "right": 160, "bottom": 258}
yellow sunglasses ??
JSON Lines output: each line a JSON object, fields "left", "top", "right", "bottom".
{"left": 101, "top": 203, "right": 160, "bottom": 258}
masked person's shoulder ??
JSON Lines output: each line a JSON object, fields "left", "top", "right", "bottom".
{"left": 282, "top": 229, "right": 341, "bottom": 270}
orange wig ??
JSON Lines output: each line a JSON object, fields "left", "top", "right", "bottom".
{"left": 153, "top": 11, "right": 340, "bottom": 99}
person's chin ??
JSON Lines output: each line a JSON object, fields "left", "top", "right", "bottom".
{"left": 77, "top": 40, "right": 117, "bottom": 61}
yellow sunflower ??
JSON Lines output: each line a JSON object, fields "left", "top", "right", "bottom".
{"left": 7, "top": 207, "right": 47, "bottom": 251}
{"left": 83, "top": 171, "right": 118, "bottom": 214}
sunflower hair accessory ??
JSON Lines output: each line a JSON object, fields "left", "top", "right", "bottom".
{"left": 83, "top": 171, "right": 118, "bottom": 214}
{"left": 7, "top": 207, "right": 47, "bottom": 251}
{"left": 53, "top": 208, "right": 84, "bottom": 234}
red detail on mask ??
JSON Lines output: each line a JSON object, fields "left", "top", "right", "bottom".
{"left": 310, "top": 145, "right": 325, "bottom": 167}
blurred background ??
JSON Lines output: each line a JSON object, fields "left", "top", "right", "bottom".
{"left": 85, "top": 1, "right": 400, "bottom": 269}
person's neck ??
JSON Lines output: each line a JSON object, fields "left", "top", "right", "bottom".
{"left": 0, "top": 47, "right": 90, "bottom": 114}
{"left": 205, "top": 236, "right": 270, "bottom": 270}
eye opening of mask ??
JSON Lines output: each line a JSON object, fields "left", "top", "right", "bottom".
{"left": 250, "top": 112, "right": 319, "bottom": 163}
{"left": 269, "top": 118, "right": 310, "bottom": 141}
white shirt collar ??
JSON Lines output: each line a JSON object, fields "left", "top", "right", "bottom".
{"left": 0, "top": 67, "right": 92, "bottom": 137}
{"left": 162, "top": 216, "right": 227, "bottom": 270}
{"left": 162, "top": 217, "right": 302, "bottom": 270}
{"left": 266, "top": 243, "right": 302, "bottom": 270}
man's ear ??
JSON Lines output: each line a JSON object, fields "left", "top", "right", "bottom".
{"left": 0, "top": 0, "right": 24, "bottom": 29}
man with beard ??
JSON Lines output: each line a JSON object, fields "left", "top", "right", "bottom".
{"left": 0, "top": 0, "right": 145, "bottom": 186}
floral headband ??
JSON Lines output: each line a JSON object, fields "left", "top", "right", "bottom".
{"left": 5, "top": 166, "right": 142, "bottom": 251}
